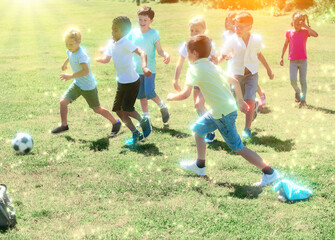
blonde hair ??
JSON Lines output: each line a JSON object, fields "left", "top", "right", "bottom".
{"left": 64, "top": 28, "right": 82, "bottom": 43}
{"left": 189, "top": 16, "right": 207, "bottom": 31}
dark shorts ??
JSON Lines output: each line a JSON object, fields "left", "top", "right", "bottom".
{"left": 62, "top": 83, "right": 100, "bottom": 109}
{"left": 112, "top": 79, "right": 140, "bottom": 112}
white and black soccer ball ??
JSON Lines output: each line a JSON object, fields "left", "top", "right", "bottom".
{"left": 11, "top": 133, "right": 33, "bottom": 155}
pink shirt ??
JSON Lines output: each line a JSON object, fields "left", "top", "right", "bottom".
{"left": 286, "top": 29, "right": 310, "bottom": 61}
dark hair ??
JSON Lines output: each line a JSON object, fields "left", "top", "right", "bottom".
{"left": 113, "top": 16, "right": 132, "bottom": 35}
{"left": 186, "top": 34, "right": 212, "bottom": 59}
{"left": 137, "top": 6, "right": 155, "bottom": 20}
{"left": 235, "top": 12, "right": 253, "bottom": 25}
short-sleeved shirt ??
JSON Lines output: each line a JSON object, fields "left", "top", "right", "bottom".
{"left": 185, "top": 58, "right": 237, "bottom": 118}
{"left": 129, "top": 28, "right": 160, "bottom": 74}
{"left": 221, "top": 33, "right": 263, "bottom": 75}
{"left": 286, "top": 29, "right": 309, "bottom": 61}
{"left": 105, "top": 36, "right": 139, "bottom": 84}
{"left": 179, "top": 41, "right": 217, "bottom": 59}
{"left": 67, "top": 47, "right": 96, "bottom": 90}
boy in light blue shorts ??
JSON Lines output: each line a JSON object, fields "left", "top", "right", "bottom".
{"left": 167, "top": 35, "right": 280, "bottom": 186}
{"left": 129, "top": 6, "right": 170, "bottom": 124}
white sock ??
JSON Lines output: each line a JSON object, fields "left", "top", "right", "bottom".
{"left": 160, "top": 100, "right": 166, "bottom": 108}
{"left": 143, "top": 112, "right": 149, "bottom": 117}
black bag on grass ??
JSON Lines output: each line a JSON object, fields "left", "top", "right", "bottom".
{"left": 0, "top": 184, "right": 17, "bottom": 229}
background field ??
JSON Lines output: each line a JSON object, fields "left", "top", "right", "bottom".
{"left": 0, "top": 0, "right": 334, "bottom": 239}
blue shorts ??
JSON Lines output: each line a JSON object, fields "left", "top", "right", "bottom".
{"left": 191, "top": 111, "right": 244, "bottom": 152}
{"left": 137, "top": 74, "right": 157, "bottom": 100}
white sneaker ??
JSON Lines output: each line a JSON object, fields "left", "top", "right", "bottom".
{"left": 254, "top": 170, "right": 281, "bottom": 187}
{"left": 180, "top": 161, "right": 206, "bottom": 176}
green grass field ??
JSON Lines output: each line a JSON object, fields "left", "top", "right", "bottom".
{"left": 0, "top": 0, "right": 334, "bottom": 239}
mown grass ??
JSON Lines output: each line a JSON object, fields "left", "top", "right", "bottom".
{"left": 0, "top": 0, "right": 334, "bottom": 239}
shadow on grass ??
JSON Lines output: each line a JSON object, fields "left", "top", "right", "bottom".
{"left": 244, "top": 130, "right": 295, "bottom": 152}
{"left": 207, "top": 140, "right": 237, "bottom": 155}
{"left": 216, "top": 182, "right": 263, "bottom": 199}
{"left": 152, "top": 125, "right": 191, "bottom": 139}
{"left": 258, "top": 106, "right": 271, "bottom": 114}
{"left": 120, "top": 142, "right": 163, "bottom": 156}
{"left": 307, "top": 105, "right": 335, "bottom": 114}
{"left": 64, "top": 135, "right": 109, "bottom": 151}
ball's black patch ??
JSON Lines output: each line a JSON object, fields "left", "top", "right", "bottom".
{"left": 21, "top": 137, "right": 28, "bottom": 143}
{"left": 24, "top": 148, "right": 31, "bottom": 154}
{"left": 14, "top": 144, "right": 19, "bottom": 151}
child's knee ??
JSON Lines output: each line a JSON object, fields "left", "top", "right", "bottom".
{"left": 93, "top": 107, "right": 103, "bottom": 114}
{"left": 60, "top": 98, "right": 70, "bottom": 106}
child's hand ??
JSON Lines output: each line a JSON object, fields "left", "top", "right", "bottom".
{"left": 61, "top": 64, "right": 67, "bottom": 71}
{"left": 96, "top": 57, "right": 104, "bottom": 63}
{"left": 280, "top": 58, "right": 284, "bottom": 66}
{"left": 268, "top": 70, "right": 274, "bottom": 80}
{"left": 163, "top": 53, "right": 170, "bottom": 64}
{"left": 143, "top": 67, "right": 152, "bottom": 78}
{"left": 99, "top": 48, "right": 105, "bottom": 55}
{"left": 210, "top": 56, "right": 219, "bottom": 65}
{"left": 238, "top": 99, "right": 249, "bottom": 114}
{"left": 59, "top": 73, "right": 72, "bottom": 81}
{"left": 173, "top": 80, "right": 181, "bottom": 92}
{"left": 167, "top": 93, "right": 176, "bottom": 101}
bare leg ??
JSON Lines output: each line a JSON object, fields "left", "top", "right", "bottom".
{"left": 116, "top": 110, "right": 136, "bottom": 132}
{"left": 128, "top": 111, "right": 142, "bottom": 122}
{"left": 60, "top": 98, "right": 70, "bottom": 126}
{"left": 195, "top": 134, "right": 206, "bottom": 160}
{"left": 245, "top": 99, "right": 255, "bottom": 129}
{"left": 151, "top": 95, "right": 163, "bottom": 106}
{"left": 93, "top": 107, "right": 118, "bottom": 124}
{"left": 140, "top": 98, "right": 149, "bottom": 113}
{"left": 236, "top": 147, "right": 268, "bottom": 170}
{"left": 257, "top": 85, "right": 263, "bottom": 98}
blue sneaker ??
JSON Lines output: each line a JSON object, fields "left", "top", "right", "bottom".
{"left": 242, "top": 128, "right": 252, "bottom": 139}
{"left": 205, "top": 132, "right": 215, "bottom": 143}
{"left": 140, "top": 117, "right": 152, "bottom": 138}
{"left": 111, "top": 120, "right": 121, "bottom": 136}
{"left": 125, "top": 131, "right": 144, "bottom": 146}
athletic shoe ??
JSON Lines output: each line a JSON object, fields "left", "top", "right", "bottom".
{"left": 295, "top": 92, "right": 301, "bottom": 102}
{"left": 180, "top": 161, "right": 206, "bottom": 176}
{"left": 253, "top": 101, "right": 259, "bottom": 121}
{"left": 111, "top": 120, "right": 121, "bottom": 136}
{"left": 160, "top": 106, "right": 170, "bottom": 123}
{"left": 242, "top": 128, "right": 252, "bottom": 139}
{"left": 205, "top": 132, "right": 215, "bottom": 143}
{"left": 125, "top": 131, "right": 144, "bottom": 146}
{"left": 299, "top": 100, "right": 306, "bottom": 108}
{"left": 140, "top": 116, "right": 152, "bottom": 138}
{"left": 253, "top": 170, "right": 281, "bottom": 187}
{"left": 51, "top": 125, "right": 69, "bottom": 134}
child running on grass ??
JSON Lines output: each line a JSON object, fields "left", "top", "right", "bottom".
{"left": 52, "top": 28, "right": 121, "bottom": 135}
{"left": 167, "top": 34, "right": 280, "bottom": 186}
{"left": 221, "top": 12, "right": 267, "bottom": 111}
{"left": 280, "top": 12, "right": 318, "bottom": 108}
{"left": 220, "top": 12, "right": 274, "bottom": 139}
{"left": 129, "top": 6, "right": 171, "bottom": 124}
{"left": 173, "top": 16, "right": 218, "bottom": 143}
{"left": 96, "top": 16, "right": 152, "bottom": 145}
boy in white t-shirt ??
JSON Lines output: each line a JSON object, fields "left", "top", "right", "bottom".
{"left": 96, "top": 16, "right": 152, "bottom": 145}
{"left": 221, "top": 12, "right": 274, "bottom": 139}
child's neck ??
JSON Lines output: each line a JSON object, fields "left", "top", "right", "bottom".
{"left": 140, "top": 27, "right": 151, "bottom": 33}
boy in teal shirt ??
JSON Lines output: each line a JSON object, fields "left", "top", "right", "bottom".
{"left": 129, "top": 6, "right": 170, "bottom": 123}
{"left": 167, "top": 35, "right": 280, "bottom": 186}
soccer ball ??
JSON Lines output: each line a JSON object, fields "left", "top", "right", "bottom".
{"left": 11, "top": 133, "right": 33, "bottom": 155}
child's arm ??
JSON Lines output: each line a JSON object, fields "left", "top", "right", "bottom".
{"left": 133, "top": 48, "right": 152, "bottom": 77}
{"left": 155, "top": 40, "right": 170, "bottom": 64}
{"left": 302, "top": 22, "right": 318, "bottom": 37}
{"left": 96, "top": 56, "right": 112, "bottom": 64}
{"left": 280, "top": 38, "right": 289, "bottom": 66}
{"left": 218, "top": 54, "right": 230, "bottom": 63}
{"left": 173, "top": 56, "right": 186, "bottom": 92}
{"left": 227, "top": 76, "right": 249, "bottom": 114}
{"left": 257, "top": 52, "right": 274, "bottom": 80}
{"left": 60, "top": 63, "right": 89, "bottom": 81}
{"left": 167, "top": 84, "right": 192, "bottom": 101}
{"left": 61, "top": 58, "right": 69, "bottom": 71}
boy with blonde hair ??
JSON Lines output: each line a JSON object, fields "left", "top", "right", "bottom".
{"left": 129, "top": 6, "right": 170, "bottom": 124}
{"left": 52, "top": 28, "right": 121, "bottom": 135}
{"left": 220, "top": 12, "right": 274, "bottom": 138}
{"left": 167, "top": 34, "right": 280, "bottom": 186}
{"left": 173, "top": 16, "right": 218, "bottom": 143}
{"left": 96, "top": 16, "right": 152, "bottom": 145}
